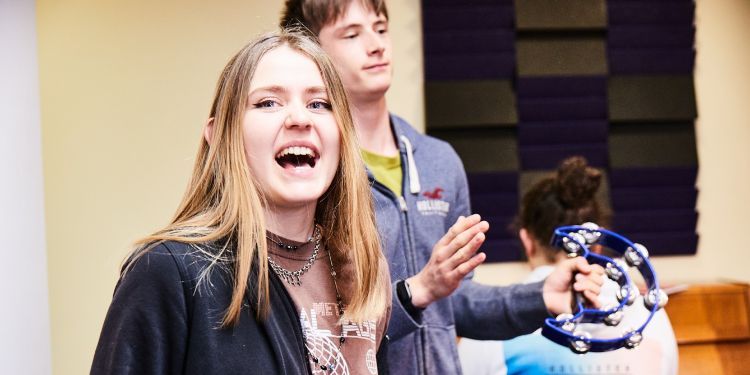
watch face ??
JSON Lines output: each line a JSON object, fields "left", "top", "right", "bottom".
{"left": 403, "top": 280, "right": 412, "bottom": 299}
{"left": 397, "top": 280, "right": 412, "bottom": 304}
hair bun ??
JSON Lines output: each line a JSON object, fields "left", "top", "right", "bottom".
{"left": 555, "top": 156, "right": 602, "bottom": 209}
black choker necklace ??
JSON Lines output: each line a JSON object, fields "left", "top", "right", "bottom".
{"left": 266, "top": 228, "right": 316, "bottom": 250}
{"left": 267, "top": 225, "right": 322, "bottom": 286}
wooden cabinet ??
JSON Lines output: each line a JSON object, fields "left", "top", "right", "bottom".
{"left": 664, "top": 282, "right": 750, "bottom": 374}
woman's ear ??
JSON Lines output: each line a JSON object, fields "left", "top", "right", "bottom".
{"left": 203, "top": 117, "right": 215, "bottom": 144}
{"left": 519, "top": 228, "right": 536, "bottom": 260}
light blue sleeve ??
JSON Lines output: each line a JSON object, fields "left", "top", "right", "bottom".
{"left": 458, "top": 338, "right": 507, "bottom": 375}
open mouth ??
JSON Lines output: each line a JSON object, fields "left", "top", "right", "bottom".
{"left": 275, "top": 146, "right": 318, "bottom": 169}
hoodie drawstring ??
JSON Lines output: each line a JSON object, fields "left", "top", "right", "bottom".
{"left": 399, "top": 135, "right": 421, "bottom": 195}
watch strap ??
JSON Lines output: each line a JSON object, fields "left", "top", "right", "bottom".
{"left": 396, "top": 279, "right": 424, "bottom": 316}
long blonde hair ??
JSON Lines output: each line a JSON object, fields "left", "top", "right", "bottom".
{"left": 127, "top": 29, "right": 388, "bottom": 327}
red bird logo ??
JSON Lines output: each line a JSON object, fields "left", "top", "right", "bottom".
{"left": 423, "top": 187, "right": 444, "bottom": 200}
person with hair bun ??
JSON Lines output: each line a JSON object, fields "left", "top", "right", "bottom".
{"left": 518, "top": 156, "right": 609, "bottom": 263}
{"left": 458, "top": 156, "right": 678, "bottom": 375}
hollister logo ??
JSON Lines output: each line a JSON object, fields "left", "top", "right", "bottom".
{"left": 423, "top": 188, "right": 443, "bottom": 199}
{"left": 417, "top": 187, "right": 450, "bottom": 216}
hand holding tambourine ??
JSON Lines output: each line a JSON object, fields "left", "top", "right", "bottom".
{"left": 541, "top": 223, "right": 668, "bottom": 353}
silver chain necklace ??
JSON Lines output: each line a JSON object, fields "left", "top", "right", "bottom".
{"left": 267, "top": 225, "right": 348, "bottom": 371}
{"left": 267, "top": 225, "right": 321, "bottom": 286}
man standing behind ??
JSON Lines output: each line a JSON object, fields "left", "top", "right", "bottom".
{"left": 280, "top": 1, "right": 604, "bottom": 373}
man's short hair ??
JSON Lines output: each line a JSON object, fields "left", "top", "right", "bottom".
{"left": 280, "top": 0, "right": 389, "bottom": 36}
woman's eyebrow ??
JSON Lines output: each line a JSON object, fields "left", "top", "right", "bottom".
{"left": 248, "top": 86, "right": 326, "bottom": 96}
{"left": 306, "top": 86, "right": 328, "bottom": 95}
{"left": 249, "top": 85, "right": 286, "bottom": 96}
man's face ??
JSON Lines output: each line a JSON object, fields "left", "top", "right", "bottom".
{"left": 317, "top": 1, "right": 392, "bottom": 102}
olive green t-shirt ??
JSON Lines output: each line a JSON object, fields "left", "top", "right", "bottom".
{"left": 361, "top": 149, "right": 402, "bottom": 196}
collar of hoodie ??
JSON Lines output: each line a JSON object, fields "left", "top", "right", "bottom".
{"left": 361, "top": 114, "right": 423, "bottom": 196}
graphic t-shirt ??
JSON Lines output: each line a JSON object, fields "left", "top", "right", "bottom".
{"left": 267, "top": 233, "right": 387, "bottom": 375}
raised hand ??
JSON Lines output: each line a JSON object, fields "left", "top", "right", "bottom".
{"left": 408, "top": 214, "right": 489, "bottom": 308}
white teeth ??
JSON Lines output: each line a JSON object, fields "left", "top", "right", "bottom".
{"left": 276, "top": 146, "right": 315, "bottom": 158}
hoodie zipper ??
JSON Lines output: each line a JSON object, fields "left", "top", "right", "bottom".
{"left": 397, "top": 134, "right": 428, "bottom": 375}
{"left": 369, "top": 176, "right": 425, "bottom": 374}
{"left": 368, "top": 119, "right": 426, "bottom": 374}
{"left": 397, "top": 196, "right": 408, "bottom": 212}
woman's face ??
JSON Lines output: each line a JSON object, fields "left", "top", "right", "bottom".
{"left": 242, "top": 45, "right": 341, "bottom": 211}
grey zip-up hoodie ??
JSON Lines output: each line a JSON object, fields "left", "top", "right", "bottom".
{"left": 374, "top": 115, "right": 550, "bottom": 374}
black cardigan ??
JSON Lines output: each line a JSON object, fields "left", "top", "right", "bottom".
{"left": 91, "top": 241, "right": 389, "bottom": 374}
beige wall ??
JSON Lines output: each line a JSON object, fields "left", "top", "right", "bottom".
{"left": 38, "top": 0, "right": 748, "bottom": 374}
{"left": 37, "top": 1, "right": 422, "bottom": 374}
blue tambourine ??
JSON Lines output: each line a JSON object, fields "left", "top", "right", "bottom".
{"left": 540, "top": 222, "right": 668, "bottom": 353}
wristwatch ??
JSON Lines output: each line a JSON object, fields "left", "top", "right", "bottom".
{"left": 396, "top": 279, "right": 424, "bottom": 316}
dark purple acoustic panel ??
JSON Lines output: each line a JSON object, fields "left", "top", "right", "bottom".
{"left": 615, "top": 231, "right": 698, "bottom": 256}
{"left": 519, "top": 120, "right": 608, "bottom": 146}
{"left": 608, "top": 1, "right": 694, "bottom": 26}
{"left": 483, "top": 239, "right": 524, "bottom": 262}
{"left": 467, "top": 172, "right": 518, "bottom": 242}
{"left": 608, "top": 26, "right": 695, "bottom": 48}
{"left": 423, "top": 0, "right": 698, "bottom": 261}
{"left": 425, "top": 30, "right": 515, "bottom": 55}
{"left": 423, "top": 1, "right": 516, "bottom": 80}
{"left": 613, "top": 209, "right": 698, "bottom": 233}
{"left": 609, "top": 167, "right": 697, "bottom": 188}
{"left": 423, "top": 5, "right": 514, "bottom": 31}
{"left": 517, "top": 76, "right": 609, "bottom": 170}
{"left": 468, "top": 171, "right": 518, "bottom": 194}
{"left": 467, "top": 172, "right": 518, "bottom": 217}
{"left": 469, "top": 192, "right": 518, "bottom": 217}
{"left": 608, "top": 49, "right": 695, "bottom": 75}
{"left": 518, "top": 97, "right": 609, "bottom": 121}
{"left": 481, "top": 215, "right": 518, "bottom": 240}
{"left": 608, "top": 1, "right": 695, "bottom": 75}
{"left": 609, "top": 167, "right": 698, "bottom": 255}
{"left": 610, "top": 187, "right": 697, "bottom": 211}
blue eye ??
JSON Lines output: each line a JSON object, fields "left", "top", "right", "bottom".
{"left": 253, "top": 99, "right": 277, "bottom": 108}
{"left": 309, "top": 100, "right": 332, "bottom": 110}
